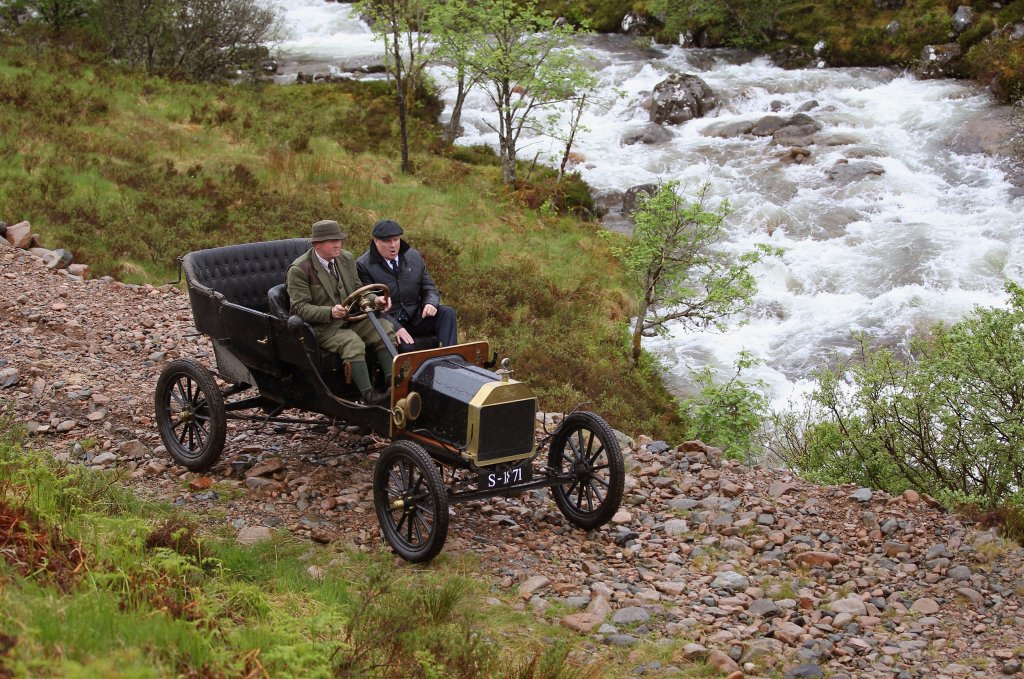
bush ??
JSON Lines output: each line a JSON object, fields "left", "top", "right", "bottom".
{"left": 772, "top": 282, "right": 1024, "bottom": 511}
{"left": 95, "top": 0, "right": 281, "bottom": 82}
{"left": 680, "top": 351, "right": 769, "bottom": 461}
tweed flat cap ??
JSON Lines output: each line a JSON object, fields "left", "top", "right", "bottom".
{"left": 310, "top": 219, "right": 346, "bottom": 242}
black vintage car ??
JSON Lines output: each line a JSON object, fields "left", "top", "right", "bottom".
{"left": 155, "top": 238, "right": 625, "bottom": 562}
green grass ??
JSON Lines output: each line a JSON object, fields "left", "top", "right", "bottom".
{"left": 0, "top": 35, "right": 685, "bottom": 440}
{"left": 0, "top": 409, "right": 635, "bottom": 678}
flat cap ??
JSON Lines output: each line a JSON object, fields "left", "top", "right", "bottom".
{"left": 310, "top": 219, "right": 346, "bottom": 242}
{"left": 372, "top": 219, "right": 404, "bottom": 239}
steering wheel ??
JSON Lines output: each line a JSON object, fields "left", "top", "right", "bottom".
{"left": 340, "top": 283, "right": 390, "bottom": 322}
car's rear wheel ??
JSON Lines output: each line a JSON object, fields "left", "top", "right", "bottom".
{"left": 548, "top": 411, "right": 624, "bottom": 529}
{"left": 373, "top": 440, "right": 449, "bottom": 563}
{"left": 155, "top": 359, "right": 226, "bottom": 471}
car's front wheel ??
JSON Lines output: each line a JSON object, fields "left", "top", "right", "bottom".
{"left": 373, "top": 440, "right": 449, "bottom": 563}
{"left": 548, "top": 411, "right": 624, "bottom": 529}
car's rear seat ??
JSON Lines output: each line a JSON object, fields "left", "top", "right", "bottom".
{"left": 182, "top": 238, "right": 310, "bottom": 313}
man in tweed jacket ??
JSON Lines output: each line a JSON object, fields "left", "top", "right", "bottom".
{"left": 286, "top": 219, "right": 394, "bottom": 405}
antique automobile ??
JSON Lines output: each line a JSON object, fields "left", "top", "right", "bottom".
{"left": 154, "top": 238, "right": 625, "bottom": 562}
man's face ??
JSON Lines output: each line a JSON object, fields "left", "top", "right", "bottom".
{"left": 374, "top": 235, "right": 401, "bottom": 261}
{"left": 313, "top": 239, "right": 344, "bottom": 260}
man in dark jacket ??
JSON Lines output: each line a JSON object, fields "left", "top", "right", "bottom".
{"left": 286, "top": 219, "right": 394, "bottom": 405}
{"left": 357, "top": 220, "right": 458, "bottom": 351}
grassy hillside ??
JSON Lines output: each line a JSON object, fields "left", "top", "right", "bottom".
{"left": 0, "top": 36, "right": 684, "bottom": 440}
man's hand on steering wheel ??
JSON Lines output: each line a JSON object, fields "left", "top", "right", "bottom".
{"left": 339, "top": 283, "right": 391, "bottom": 321}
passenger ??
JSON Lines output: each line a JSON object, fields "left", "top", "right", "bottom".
{"left": 356, "top": 219, "right": 458, "bottom": 351}
{"left": 286, "top": 219, "right": 394, "bottom": 405}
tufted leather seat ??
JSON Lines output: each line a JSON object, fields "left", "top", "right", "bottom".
{"left": 183, "top": 238, "right": 310, "bottom": 312}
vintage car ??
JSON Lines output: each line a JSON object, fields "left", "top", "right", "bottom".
{"left": 155, "top": 238, "right": 624, "bottom": 562}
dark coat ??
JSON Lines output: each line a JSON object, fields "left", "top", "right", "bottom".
{"left": 356, "top": 239, "right": 440, "bottom": 332}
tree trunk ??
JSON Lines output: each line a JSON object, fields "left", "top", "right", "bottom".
{"left": 630, "top": 299, "right": 648, "bottom": 366}
{"left": 444, "top": 72, "right": 468, "bottom": 145}
{"left": 390, "top": 34, "right": 410, "bottom": 174}
{"left": 500, "top": 139, "right": 516, "bottom": 183}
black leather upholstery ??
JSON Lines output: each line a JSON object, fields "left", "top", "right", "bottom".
{"left": 267, "top": 284, "right": 291, "bottom": 318}
{"left": 183, "top": 239, "right": 310, "bottom": 313}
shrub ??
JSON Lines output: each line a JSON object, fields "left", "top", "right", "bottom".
{"left": 680, "top": 351, "right": 769, "bottom": 461}
{"left": 773, "top": 282, "right": 1024, "bottom": 511}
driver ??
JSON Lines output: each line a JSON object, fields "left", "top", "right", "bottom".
{"left": 286, "top": 219, "right": 395, "bottom": 406}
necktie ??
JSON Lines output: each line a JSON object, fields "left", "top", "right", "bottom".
{"left": 327, "top": 260, "right": 339, "bottom": 281}
{"left": 389, "top": 259, "right": 398, "bottom": 273}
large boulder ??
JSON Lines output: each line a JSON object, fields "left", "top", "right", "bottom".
{"left": 917, "top": 43, "right": 962, "bottom": 79}
{"left": 771, "top": 45, "right": 814, "bottom": 69}
{"left": 771, "top": 112, "right": 823, "bottom": 145}
{"left": 621, "top": 123, "right": 674, "bottom": 146}
{"left": 827, "top": 159, "right": 886, "bottom": 184}
{"left": 622, "top": 184, "right": 659, "bottom": 216}
{"left": 5, "top": 220, "right": 33, "bottom": 248}
{"left": 649, "top": 73, "right": 718, "bottom": 126}
{"left": 951, "top": 6, "right": 976, "bottom": 34}
{"left": 621, "top": 11, "right": 657, "bottom": 36}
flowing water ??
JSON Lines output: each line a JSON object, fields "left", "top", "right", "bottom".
{"left": 269, "top": 0, "right": 1024, "bottom": 407}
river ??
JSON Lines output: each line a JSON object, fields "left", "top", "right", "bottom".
{"left": 268, "top": 0, "right": 1024, "bottom": 408}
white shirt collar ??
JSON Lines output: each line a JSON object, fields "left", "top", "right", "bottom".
{"left": 315, "top": 252, "right": 334, "bottom": 271}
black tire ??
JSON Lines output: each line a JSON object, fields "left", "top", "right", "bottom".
{"left": 155, "top": 359, "right": 226, "bottom": 471}
{"left": 373, "top": 440, "right": 449, "bottom": 563}
{"left": 548, "top": 411, "right": 624, "bottom": 529}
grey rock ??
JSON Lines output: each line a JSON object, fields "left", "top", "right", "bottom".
{"left": 602, "top": 634, "right": 638, "bottom": 647}
{"left": 828, "top": 160, "right": 886, "bottom": 184}
{"left": 622, "top": 124, "right": 673, "bottom": 146}
{"left": 748, "top": 598, "right": 781, "bottom": 618}
{"left": 612, "top": 606, "right": 650, "bottom": 624}
{"left": 711, "top": 571, "right": 750, "bottom": 592}
{"left": 918, "top": 43, "right": 963, "bottom": 80}
{"left": 952, "top": 5, "right": 975, "bottom": 34}
{"left": 947, "top": 565, "right": 972, "bottom": 581}
{"left": 0, "top": 368, "right": 20, "bottom": 388}
{"left": 649, "top": 72, "right": 718, "bottom": 126}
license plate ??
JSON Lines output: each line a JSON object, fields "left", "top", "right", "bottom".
{"left": 479, "top": 460, "right": 532, "bottom": 490}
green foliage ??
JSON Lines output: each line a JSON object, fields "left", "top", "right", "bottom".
{"left": 649, "top": 0, "right": 783, "bottom": 48}
{"left": 427, "top": 0, "right": 595, "bottom": 183}
{"left": 681, "top": 350, "right": 769, "bottom": 461}
{"left": 0, "top": 423, "right": 599, "bottom": 677}
{"left": 963, "top": 34, "right": 1024, "bottom": 103}
{"left": 93, "top": 0, "right": 281, "bottom": 81}
{"left": 21, "top": 0, "right": 96, "bottom": 32}
{"left": 336, "top": 558, "right": 493, "bottom": 678}
{"left": 532, "top": 0, "right": 628, "bottom": 32}
{"left": 773, "top": 282, "right": 1024, "bottom": 510}
{"left": 608, "top": 180, "right": 781, "bottom": 364}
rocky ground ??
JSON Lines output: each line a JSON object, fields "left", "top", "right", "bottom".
{"left": 3, "top": 243, "right": 1024, "bottom": 678}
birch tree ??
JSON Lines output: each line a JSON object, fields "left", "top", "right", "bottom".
{"left": 612, "top": 181, "right": 780, "bottom": 365}
{"left": 432, "top": 0, "right": 593, "bottom": 184}
{"left": 358, "top": 0, "right": 433, "bottom": 174}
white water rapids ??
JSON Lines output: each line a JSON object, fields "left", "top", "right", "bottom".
{"left": 268, "top": 0, "right": 1024, "bottom": 408}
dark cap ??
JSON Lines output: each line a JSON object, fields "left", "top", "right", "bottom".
{"left": 310, "top": 219, "right": 346, "bottom": 242}
{"left": 372, "top": 219, "right": 404, "bottom": 239}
